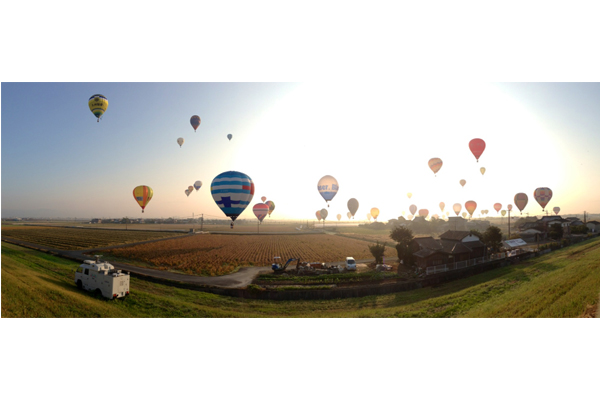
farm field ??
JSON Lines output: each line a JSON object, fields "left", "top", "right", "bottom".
{"left": 1, "top": 226, "right": 185, "bottom": 250}
{"left": 2, "top": 238, "right": 599, "bottom": 317}
{"left": 102, "top": 233, "right": 397, "bottom": 276}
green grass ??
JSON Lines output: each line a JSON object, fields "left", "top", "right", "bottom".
{"left": 2, "top": 239, "right": 599, "bottom": 317}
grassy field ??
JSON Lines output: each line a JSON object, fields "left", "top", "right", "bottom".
{"left": 2, "top": 238, "right": 599, "bottom": 317}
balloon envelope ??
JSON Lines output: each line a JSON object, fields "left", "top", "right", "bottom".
{"left": 418, "top": 209, "right": 429, "bottom": 218}
{"left": 453, "top": 203, "right": 462, "bottom": 216}
{"left": 480, "top": 167, "right": 486, "bottom": 175}
{"left": 428, "top": 158, "right": 443, "bottom": 175}
{"left": 253, "top": 203, "right": 269, "bottom": 222}
{"left": 469, "top": 138, "right": 486, "bottom": 162}
{"left": 188, "top": 186, "right": 194, "bottom": 193}
{"left": 316, "top": 210, "right": 322, "bottom": 221}
{"left": 462, "top": 212, "right": 467, "bottom": 218}
{"left": 370, "top": 208, "right": 380, "bottom": 220}
{"left": 409, "top": 204, "right": 417, "bottom": 215}
{"left": 266, "top": 200, "right": 275, "bottom": 216}
{"left": 177, "top": 138, "right": 184, "bottom": 147}
{"left": 553, "top": 207, "right": 560, "bottom": 215}
{"left": 460, "top": 179, "right": 466, "bottom": 187}
{"left": 227, "top": 133, "right": 232, "bottom": 141}
{"left": 347, "top": 212, "right": 352, "bottom": 219}
{"left": 507, "top": 204, "right": 512, "bottom": 211}
{"left": 439, "top": 202, "right": 445, "bottom": 212}
{"left": 261, "top": 196, "right": 267, "bottom": 203}
{"left": 367, "top": 213, "right": 372, "bottom": 221}
{"left": 320, "top": 208, "right": 328, "bottom": 220}
{"left": 336, "top": 214, "right": 341, "bottom": 221}
{"left": 133, "top": 185, "right": 153, "bottom": 213}
{"left": 407, "top": 192, "right": 412, "bottom": 199}
{"left": 534, "top": 187, "right": 553, "bottom": 211}
{"left": 210, "top": 171, "right": 254, "bottom": 222}
{"left": 88, "top": 94, "right": 108, "bottom": 121}
{"left": 501, "top": 210, "right": 507, "bottom": 216}
{"left": 190, "top": 115, "right": 201, "bottom": 131}
{"left": 347, "top": 198, "right": 359, "bottom": 217}
{"left": 514, "top": 193, "right": 528, "bottom": 213}
{"left": 465, "top": 201, "right": 477, "bottom": 216}
{"left": 317, "top": 175, "right": 339, "bottom": 205}
{"left": 185, "top": 189, "right": 190, "bottom": 197}
{"left": 494, "top": 203, "right": 502, "bottom": 213}
{"left": 194, "top": 180, "right": 202, "bottom": 191}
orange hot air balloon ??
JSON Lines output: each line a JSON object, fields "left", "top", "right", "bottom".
{"left": 469, "top": 138, "right": 486, "bottom": 162}
{"left": 370, "top": 207, "right": 380, "bottom": 221}
{"left": 460, "top": 179, "right": 466, "bottom": 187}
{"left": 465, "top": 201, "right": 477, "bottom": 217}
{"left": 439, "top": 202, "right": 445, "bottom": 212}
{"left": 409, "top": 204, "right": 417, "bottom": 216}
{"left": 514, "top": 193, "right": 528, "bottom": 214}
{"left": 534, "top": 187, "right": 553, "bottom": 211}
{"left": 418, "top": 209, "right": 429, "bottom": 218}
{"left": 428, "top": 158, "right": 443, "bottom": 176}
{"left": 316, "top": 210, "right": 322, "bottom": 221}
{"left": 453, "top": 203, "right": 462, "bottom": 216}
{"left": 494, "top": 203, "right": 502, "bottom": 213}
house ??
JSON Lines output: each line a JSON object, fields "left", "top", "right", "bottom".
{"left": 90, "top": 218, "right": 102, "bottom": 224}
{"left": 520, "top": 229, "right": 546, "bottom": 243}
{"left": 586, "top": 221, "right": 600, "bottom": 233}
{"left": 410, "top": 231, "right": 486, "bottom": 269}
{"left": 446, "top": 216, "right": 468, "bottom": 231}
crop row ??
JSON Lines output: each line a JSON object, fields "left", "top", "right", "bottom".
{"left": 1, "top": 226, "right": 184, "bottom": 250}
{"left": 105, "top": 234, "right": 396, "bottom": 276}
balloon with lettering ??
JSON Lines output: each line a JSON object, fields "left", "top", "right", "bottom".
{"left": 480, "top": 167, "right": 486, "bottom": 175}
{"left": 190, "top": 115, "right": 201, "bottom": 132}
{"left": 253, "top": 203, "right": 269, "bottom": 222}
{"left": 453, "top": 203, "right": 462, "bottom": 216}
{"left": 317, "top": 175, "right": 339, "bottom": 207}
{"left": 460, "top": 179, "right": 466, "bottom": 187}
{"left": 439, "top": 202, "right": 445, "bottom": 213}
{"left": 347, "top": 198, "right": 359, "bottom": 218}
{"left": 409, "top": 204, "right": 417, "bottom": 216}
{"left": 514, "top": 193, "right": 528, "bottom": 214}
{"left": 210, "top": 171, "right": 255, "bottom": 226}
{"left": 320, "top": 208, "right": 328, "bottom": 220}
{"left": 494, "top": 203, "right": 502, "bottom": 213}
{"left": 133, "top": 185, "right": 153, "bottom": 213}
{"left": 370, "top": 207, "right": 380, "bottom": 221}
{"left": 469, "top": 138, "right": 486, "bottom": 162}
{"left": 428, "top": 158, "right": 443, "bottom": 176}
{"left": 266, "top": 200, "right": 275, "bottom": 217}
{"left": 553, "top": 206, "right": 560, "bottom": 215}
{"left": 177, "top": 137, "right": 184, "bottom": 147}
{"left": 534, "top": 187, "right": 553, "bottom": 211}
{"left": 88, "top": 94, "right": 108, "bottom": 122}
{"left": 194, "top": 181, "right": 202, "bottom": 191}
{"left": 465, "top": 201, "right": 477, "bottom": 217}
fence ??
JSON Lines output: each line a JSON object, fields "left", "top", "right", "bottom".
{"left": 425, "top": 256, "right": 487, "bottom": 275}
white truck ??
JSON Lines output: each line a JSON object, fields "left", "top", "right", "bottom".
{"left": 75, "top": 256, "right": 130, "bottom": 299}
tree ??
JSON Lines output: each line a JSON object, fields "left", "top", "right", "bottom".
{"left": 571, "top": 225, "right": 588, "bottom": 234}
{"left": 483, "top": 226, "right": 503, "bottom": 253}
{"left": 389, "top": 226, "right": 415, "bottom": 270}
{"left": 549, "top": 223, "right": 564, "bottom": 240}
{"left": 368, "top": 241, "right": 387, "bottom": 264}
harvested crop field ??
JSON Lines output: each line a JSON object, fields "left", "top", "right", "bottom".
{"left": 103, "top": 233, "right": 397, "bottom": 276}
{"left": 1, "top": 226, "right": 185, "bottom": 250}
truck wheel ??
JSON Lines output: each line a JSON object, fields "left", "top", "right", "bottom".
{"left": 94, "top": 289, "right": 103, "bottom": 299}
{"left": 76, "top": 280, "right": 82, "bottom": 289}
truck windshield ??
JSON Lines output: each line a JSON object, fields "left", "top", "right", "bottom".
{"left": 348, "top": 260, "right": 355, "bottom": 265}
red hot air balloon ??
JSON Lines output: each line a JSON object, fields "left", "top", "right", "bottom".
{"left": 514, "top": 193, "right": 528, "bottom": 214}
{"left": 418, "top": 209, "right": 429, "bottom": 218}
{"left": 253, "top": 203, "right": 269, "bottom": 222}
{"left": 494, "top": 203, "right": 502, "bottom": 213}
{"left": 428, "top": 158, "right": 443, "bottom": 176}
{"left": 534, "top": 187, "right": 553, "bottom": 211}
{"left": 465, "top": 200, "right": 477, "bottom": 217}
{"left": 469, "top": 138, "right": 486, "bottom": 162}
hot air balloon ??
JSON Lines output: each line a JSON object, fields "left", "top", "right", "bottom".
{"left": 227, "top": 133, "right": 232, "bottom": 141}
{"left": 501, "top": 210, "right": 507, "bottom": 217}
{"left": 428, "top": 157, "right": 443, "bottom": 176}
{"left": 370, "top": 208, "right": 380, "bottom": 221}
{"left": 347, "top": 211, "right": 352, "bottom": 219}
{"left": 88, "top": 94, "right": 108, "bottom": 122}
{"left": 407, "top": 215, "right": 413, "bottom": 221}
{"left": 253, "top": 203, "right": 269, "bottom": 223}
{"left": 469, "top": 138, "right": 486, "bottom": 162}
{"left": 316, "top": 210, "right": 322, "bottom": 221}
{"left": 446, "top": 211, "right": 450, "bottom": 216}
{"left": 494, "top": 203, "right": 502, "bottom": 213}
{"left": 188, "top": 185, "right": 194, "bottom": 193}
{"left": 190, "top": 115, "right": 201, "bottom": 132}
{"left": 465, "top": 201, "right": 477, "bottom": 217}
{"left": 347, "top": 198, "right": 359, "bottom": 218}
{"left": 507, "top": 204, "right": 513, "bottom": 211}
{"left": 407, "top": 193, "right": 412, "bottom": 199}
{"left": 534, "top": 187, "right": 553, "bottom": 211}
{"left": 320, "top": 208, "right": 328, "bottom": 220}
{"left": 480, "top": 167, "right": 486, "bottom": 175}
{"left": 553, "top": 206, "right": 560, "bottom": 215}
{"left": 133, "top": 185, "right": 153, "bottom": 213}
{"left": 462, "top": 212, "right": 467, "bottom": 218}
{"left": 439, "top": 202, "right": 445, "bottom": 213}
{"left": 409, "top": 205, "right": 417, "bottom": 216}
{"left": 459, "top": 179, "right": 466, "bottom": 187}
{"left": 261, "top": 196, "right": 267, "bottom": 203}
{"left": 194, "top": 181, "right": 202, "bottom": 191}
{"left": 514, "top": 193, "right": 528, "bottom": 214}
{"left": 318, "top": 175, "right": 339, "bottom": 207}
{"left": 337, "top": 214, "right": 342, "bottom": 221}
{"left": 210, "top": 171, "right": 254, "bottom": 227}
{"left": 453, "top": 203, "right": 462, "bottom": 216}
{"left": 177, "top": 138, "right": 184, "bottom": 147}
{"left": 266, "top": 200, "right": 275, "bottom": 217}
{"left": 367, "top": 213, "right": 372, "bottom": 221}
{"left": 418, "top": 209, "right": 429, "bottom": 218}
{"left": 185, "top": 189, "right": 190, "bottom": 197}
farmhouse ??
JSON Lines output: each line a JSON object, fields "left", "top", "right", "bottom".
{"left": 411, "top": 231, "right": 486, "bottom": 268}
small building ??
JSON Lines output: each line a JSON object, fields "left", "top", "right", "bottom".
{"left": 586, "top": 221, "right": 600, "bottom": 233}
{"left": 90, "top": 218, "right": 102, "bottom": 224}
{"left": 411, "top": 231, "right": 485, "bottom": 269}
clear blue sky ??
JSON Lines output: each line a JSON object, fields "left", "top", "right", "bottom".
{"left": 2, "top": 82, "right": 600, "bottom": 220}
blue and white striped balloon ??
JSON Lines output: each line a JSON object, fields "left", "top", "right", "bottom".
{"left": 211, "top": 171, "right": 254, "bottom": 222}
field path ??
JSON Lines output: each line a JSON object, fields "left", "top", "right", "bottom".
{"left": 1, "top": 237, "right": 392, "bottom": 288}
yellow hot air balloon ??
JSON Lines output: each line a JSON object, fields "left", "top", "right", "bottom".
{"left": 88, "top": 94, "right": 108, "bottom": 122}
{"left": 133, "top": 185, "right": 153, "bottom": 213}
{"left": 407, "top": 192, "right": 412, "bottom": 199}
{"left": 370, "top": 207, "right": 380, "bottom": 221}
{"left": 501, "top": 210, "right": 507, "bottom": 216}
{"left": 480, "top": 167, "right": 486, "bottom": 175}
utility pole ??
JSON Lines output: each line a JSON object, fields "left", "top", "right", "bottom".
{"left": 508, "top": 209, "right": 511, "bottom": 239}
{"left": 200, "top": 214, "right": 204, "bottom": 231}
